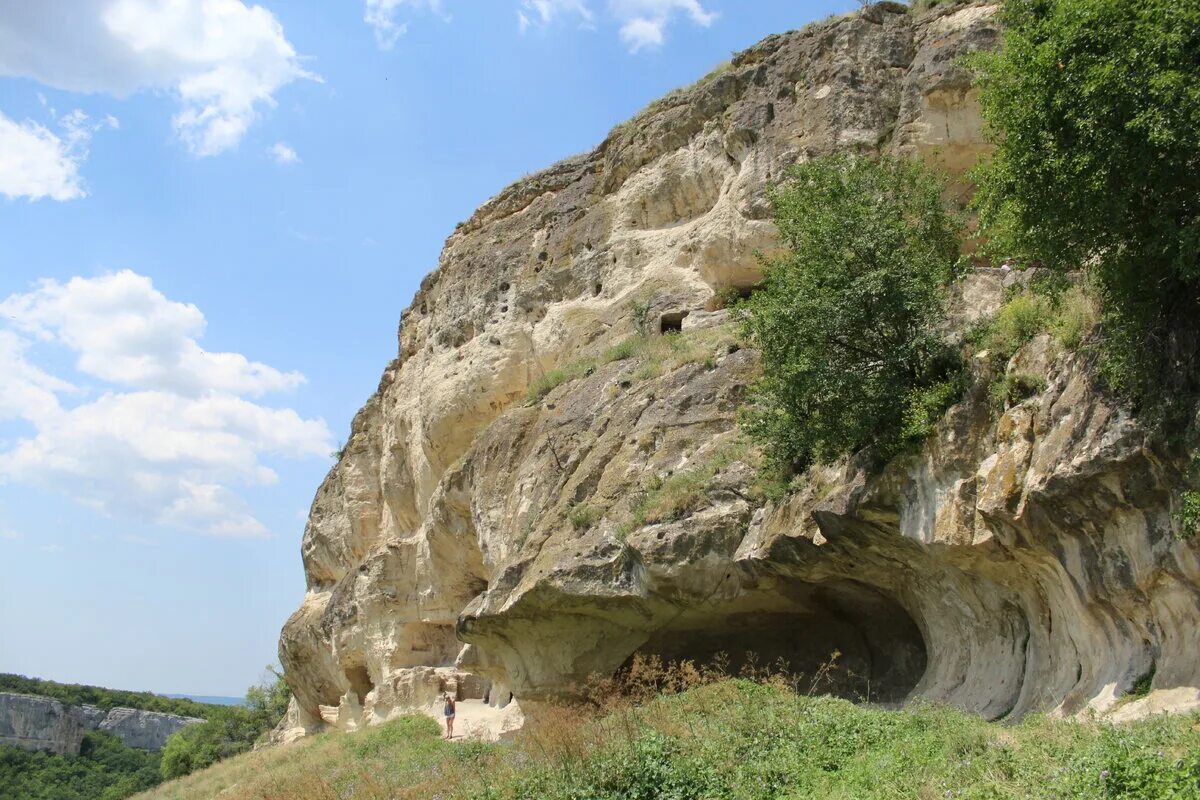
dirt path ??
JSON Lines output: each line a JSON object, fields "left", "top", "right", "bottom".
{"left": 421, "top": 698, "right": 524, "bottom": 742}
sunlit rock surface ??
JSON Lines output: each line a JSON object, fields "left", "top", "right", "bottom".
{"left": 277, "top": 1, "right": 1199, "bottom": 741}
{"left": 0, "top": 692, "right": 202, "bottom": 754}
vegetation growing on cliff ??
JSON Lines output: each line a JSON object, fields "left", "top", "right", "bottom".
{"left": 525, "top": 325, "right": 739, "bottom": 405}
{"left": 972, "top": 0, "right": 1200, "bottom": 428}
{"left": 134, "top": 679, "right": 1200, "bottom": 800}
{"left": 0, "top": 674, "right": 219, "bottom": 720}
{"left": 739, "top": 155, "right": 963, "bottom": 479}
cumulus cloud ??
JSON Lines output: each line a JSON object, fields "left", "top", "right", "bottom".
{"left": 0, "top": 271, "right": 332, "bottom": 538}
{"left": 268, "top": 141, "right": 299, "bottom": 164}
{"left": 0, "top": 0, "right": 313, "bottom": 156}
{"left": 1, "top": 271, "right": 305, "bottom": 397}
{"left": 512, "top": 0, "right": 714, "bottom": 50}
{"left": 364, "top": 0, "right": 447, "bottom": 49}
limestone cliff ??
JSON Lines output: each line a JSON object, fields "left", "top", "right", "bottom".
{"left": 278, "top": 1, "right": 1200, "bottom": 740}
{"left": 0, "top": 692, "right": 202, "bottom": 754}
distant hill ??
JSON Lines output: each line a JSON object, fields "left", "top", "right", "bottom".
{"left": 0, "top": 674, "right": 225, "bottom": 719}
{"left": 163, "top": 694, "right": 243, "bottom": 707}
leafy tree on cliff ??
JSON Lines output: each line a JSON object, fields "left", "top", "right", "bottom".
{"left": 739, "top": 154, "right": 963, "bottom": 480}
{"left": 972, "top": 0, "right": 1200, "bottom": 425}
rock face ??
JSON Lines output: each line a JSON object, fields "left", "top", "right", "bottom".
{"left": 0, "top": 693, "right": 203, "bottom": 754}
{"left": 278, "top": 0, "right": 1200, "bottom": 739}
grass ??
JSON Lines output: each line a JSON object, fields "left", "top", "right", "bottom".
{"left": 135, "top": 676, "right": 1200, "bottom": 800}
{"left": 988, "top": 372, "right": 1047, "bottom": 411}
{"left": 608, "top": 60, "right": 734, "bottom": 138}
{"left": 567, "top": 503, "right": 602, "bottom": 531}
{"left": 621, "top": 439, "right": 754, "bottom": 534}
{"left": 525, "top": 326, "right": 741, "bottom": 405}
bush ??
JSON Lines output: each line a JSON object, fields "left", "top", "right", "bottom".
{"left": 971, "top": 280, "right": 1100, "bottom": 363}
{"left": 1051, "top": 284, "right": 1101, "bottom": 350}
{"left": 972, "top": 0, "right": 1200, "bottom": 427}
{"left": 984, "top": 292, "right": 1053, "bottom": 360}
{"left": 989, "top": 372, "right": 1047, "bottom": 411}
{"left": 566, "top": 503, "right": 602, "bottom": 531}
{"left": 1176, "top": 491, "right": 1200, "bottom": 542}
{"left": 739, "top": 155, "right": 963, "bottom": 477}
{"left": 900, "top": 379, "right": 964, "bottom": 443}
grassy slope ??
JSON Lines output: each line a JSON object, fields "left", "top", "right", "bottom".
{"left": 136, "top": 681, "right": 1200, "bottom": 800}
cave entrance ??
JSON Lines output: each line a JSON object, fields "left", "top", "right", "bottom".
{"left": 344, "top": 665, "right": 375, "bottom": 705}
{"left": 626, "top": 580, "right": 926, "bottom": 703}
{"left": 659, "top": 311, "right": 689, "bottom": 334}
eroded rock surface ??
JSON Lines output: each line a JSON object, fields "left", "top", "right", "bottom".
{"left": 278, "top": 1, "right": 1200, "bottom": 739}
{"left": 0, "top": 693, "right": 202, "bottom": 754}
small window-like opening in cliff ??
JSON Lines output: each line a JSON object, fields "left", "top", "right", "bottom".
{"left": 593, "top": 282, "right": 603, "bottom": 297}
{"left": 345, "top": 666, "right": 374, "bottom": 704}
{"left": 660, "top": 311, "right": 689, "bottom": 334}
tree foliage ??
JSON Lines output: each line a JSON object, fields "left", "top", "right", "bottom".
{"left": 0, "top": 732, "right": 162, "bottom": 800}
{"left": 972, "top": 0, "right": 1200, "bottom": 425}
{"left": 160, "top": 667, "right": 291, "bottom": 780}
{"left": 739, "top": 155, "right": 963, "bottom": 478}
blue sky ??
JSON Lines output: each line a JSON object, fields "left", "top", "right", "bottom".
{"left": 0, "top": 0, "right": 853, "bottom": 698}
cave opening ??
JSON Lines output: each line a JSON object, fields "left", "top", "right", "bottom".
{"left": 660, "top": 311, "right": 689, "bottom": 334}
{"left": 625, "top": 580, "right": 926, "bottom": 703}
{"left": 344, "top": 665, "right": 375, "bottom": 705}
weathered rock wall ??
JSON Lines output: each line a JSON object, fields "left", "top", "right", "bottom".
{"left": 0, "top": 692, "right": 203, "bottom": 754}
{"left": 278, "top": 0, "right": 1200, "bottom": 739}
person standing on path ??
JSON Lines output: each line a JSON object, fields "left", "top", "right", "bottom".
{"left": 443, "top": 693, "right": 456, "bottom": 739}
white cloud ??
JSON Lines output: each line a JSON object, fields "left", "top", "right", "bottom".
{"left": 512, "top": 0, "right": 713, "bottom": 50}
{"left": 268, "top": 141, "right": 299, "bottom": 165}
{"left": 40, "top": 543, "right": 65, "bottom": 553}
{"left": 0, "top": 330, "right": 74, "bottom": 423}
{"left": 0, "top": 270, "right": 304, "bottom": 397}
{"left": 365, "top": 0, "right": 447, "bottom": 49}
{"left": 0, "top": 271, "right": 332, "bottom": 538}
{"left": 518, "top": 0, "right": 592, "bottom": 32}
{"left": 0, "top": 112, "right": 82, "bottom": 201}
{"left": 611, "top": 0, "right": 716, "bottom": 51}
{"left": 0, "top": 108, "right": 119, "bottom": 202}
{"left": 0, "top": 528, "right": 21, "bottom": 541}
{"left": 0, "top": 0, "right": 314, "bottom": 156}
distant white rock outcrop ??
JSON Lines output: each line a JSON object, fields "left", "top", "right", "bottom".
{"left": 0, "top": 692, "right": 203, "bottom": 754}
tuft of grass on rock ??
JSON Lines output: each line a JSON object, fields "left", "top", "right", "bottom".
{"left": 525, "top": 326, "right": 741, "bottom": 406}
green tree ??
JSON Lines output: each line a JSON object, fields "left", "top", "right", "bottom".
{"left": 160, "top": 667, "right": 291, "bottom": 780}
{"left": 0, "top": 732, "right": 162, "bottom": 800}
{"left": 740, "top": 155, "right": 962, "bottom": 479}
{"left": 972, "top": 0, "right": 1200, "bottom": 425}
